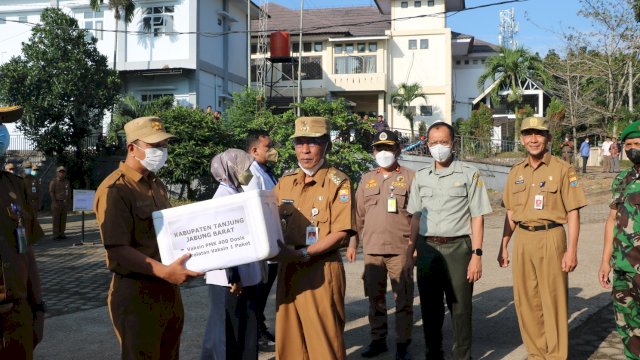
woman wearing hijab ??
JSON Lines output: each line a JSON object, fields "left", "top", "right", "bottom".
{"left": 200, "top": 149, "right": 264, "bottom": 360}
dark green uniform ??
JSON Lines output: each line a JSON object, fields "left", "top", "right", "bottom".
{"left": 610, "top": 167, "right": 640, "bottom": 359}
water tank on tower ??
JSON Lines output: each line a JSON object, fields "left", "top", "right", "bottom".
{"left": 270, "top": 31, "right": 291, "bottom": 58}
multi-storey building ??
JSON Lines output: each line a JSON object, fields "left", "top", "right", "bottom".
{"left": 251, "top": 0, "right": 499, "bottom": 130}
{"left": 0, "top": 0, "right": 258, "bottom": 133}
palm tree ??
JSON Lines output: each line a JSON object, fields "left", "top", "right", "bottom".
{"left": 477, "top": 46, "right": 545, "bottom": 145}
{"left": 90, "top": 0, "right": 136, "bottom": 70}
{"left": 108, "top": 94, "right": 174, "bottom": 144}
{"left": 390, "top": 82, "right": 427, "bottom": 141}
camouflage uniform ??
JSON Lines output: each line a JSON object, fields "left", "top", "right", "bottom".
{"left": 610, "top": 167, "right": 640, "bottom": 359}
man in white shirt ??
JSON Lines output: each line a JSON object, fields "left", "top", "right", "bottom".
{"left": 243, "top": 131, "right": 279, "bottom": 348}
{"left": 601, "top": 137, "right": 613, "bottom": 173}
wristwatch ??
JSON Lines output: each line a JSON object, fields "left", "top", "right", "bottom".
{"left": 471, "top": 248, "right": 483, "bottom": 256}
{"left": 32, "top": 301, "right": 47, "bottom": 313}
{"left": 300, "top": 248, "right": 311, "bottom": 262}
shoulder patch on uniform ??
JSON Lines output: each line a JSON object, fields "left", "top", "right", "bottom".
{"left": 282, "top": 168, "right": 300, "bottom": 177}
{"left": 328, "top": 169, "right": 347, "bottom": 186}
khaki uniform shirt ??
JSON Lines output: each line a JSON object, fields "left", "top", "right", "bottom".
{"left": 0, "top": 172, "right": 43, "bottom": 302}
{"left": 24, "top": 175, "right": 41, "bottom": 207}
{"left": 94, "top": 162, "right": 171, "bottom": 275}
{"left": 502, "top": 152, "right": 587, "bottom": 225}
{"left": 407, "top": 160, "right": 492, "bottom": 237}
{"left": 49, "top": 178, "right": 70, "bottom": 201}
{"left": 274, "top": 164, "right": 355, "bottom": 248}
{"left": 355, "top": 166, "right": 415, "bottom": 255}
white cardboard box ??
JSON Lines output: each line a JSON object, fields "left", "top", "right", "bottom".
{"left": 153, "top": 190, "right": 282, "bottom": 273}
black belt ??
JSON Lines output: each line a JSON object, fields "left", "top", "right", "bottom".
{"left": 518, "top": 222, "right": 562, "bottom": 232}
{"left": 425, "top": 235, "right": 468, "bottom": 245}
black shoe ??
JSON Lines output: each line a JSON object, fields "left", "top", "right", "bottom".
{"left": 361, "top": 340, "right": 388, "bottom": 358}
{"left": 59, "top": 235, "right": 67, "bottom": 239}
{"left": 260, "top": 328, "right": 275, "bottom": 343}
{"left": 396, "top": 343, "right": 410, "bottom": 360}
{"left": 258, "top": 328, "right": 275, "bottom": 348}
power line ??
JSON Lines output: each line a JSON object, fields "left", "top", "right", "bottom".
{"left": 0, "top": 0, "right": 526, "bottom": 39}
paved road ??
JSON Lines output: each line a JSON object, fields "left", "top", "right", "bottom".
{"left": 30, "top": 200, "right": 621, "bottom": 359}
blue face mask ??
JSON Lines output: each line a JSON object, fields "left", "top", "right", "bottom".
{"left": 0, "top": 125, "right": 9, "bottom": 156}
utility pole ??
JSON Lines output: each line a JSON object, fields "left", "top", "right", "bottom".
{"left": 498, "top": 8, "right": 518, "bottom": 49}
{"left": 296, "top": 0, "right": 304, "bottom": 116}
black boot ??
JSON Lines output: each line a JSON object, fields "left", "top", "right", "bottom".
{"left": 361, "top": 339, "right": 388, "bottom": 358}
{"left": 396, "top": 342, "right": 410, "bottom": 360}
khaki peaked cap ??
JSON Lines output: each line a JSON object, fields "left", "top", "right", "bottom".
{"left": 0, "top": 106, "right": 24, "bottom": 123}
{"left": 520, "top": 116, "right": 549, "bottom": 132}
{"left": 291, "top": 117, "right": 331, "bottom": 138}
{"left": 124, "top": 117, "right": 175, "bottom": 144}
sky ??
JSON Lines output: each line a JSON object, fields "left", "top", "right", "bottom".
{"left": 271, "top": 0, "right": 592, "bottom": 56}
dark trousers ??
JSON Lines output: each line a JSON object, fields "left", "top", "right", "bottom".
{"left": 200, "top": 284, "right": 258, "bottom": 360}
{"left": 51, "top": 201, "right": 67, "bottom": 237}
{"left": 255, "top": 263, "right": 278, "bottom": 332}
{"left": 0, "top": 300, "right": 33, "bottom": 360}
{"left": 581, "top": 156, "right": 588, "bottom": 173}
{"left": 416, "top": 236, "right": 473, "bottom": 360}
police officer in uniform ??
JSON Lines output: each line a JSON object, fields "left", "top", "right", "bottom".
{"left": 500, "top": 116, "right": 586, "bottom": 360}
{"left": 599, "top": 120, "right": 640, "bottom": 359}
{"left": 49, "top": 166, "right": 70, "bottom": 239}
{"left": 273, "top": 116, "right": 356, "bottom": 360}
{"left": 350, "top": 130, "right": 415, "bottom": 360}
{"left": 0, "top": 105, "right": 45, "bottom": 358}
{"left": 23, "top": 161, "right": 41, "bottom": 212}
{"left": 94, "top": 117, "right": 202, "bottom": 360}
{"left": 406, "top": 121, "right": 492, "bottom": 360}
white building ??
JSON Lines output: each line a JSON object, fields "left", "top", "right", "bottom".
{"left": 0, "top": 0, "right": 258, "bottom": 133}
{"left": 250, "top": 0, "right": 499, "bottom": 132}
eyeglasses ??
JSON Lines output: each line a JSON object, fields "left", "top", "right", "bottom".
{"left": 293, "top": 138, "right": 326, "bottom": 148}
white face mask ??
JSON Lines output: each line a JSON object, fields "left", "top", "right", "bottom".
{"left": 299, "top": 158, "right": 325, "bottom": 176}
{"left": 429, "top": 144, "right": 452, "bottom": 163}
{"left": 24, "top": 168, "right": 32, "bottom": 176}
{"left": 375, "top": 151, "right": 396, "bottom": 169}
{"left": 134, "top": 144, "right": 168, "bottom": 172}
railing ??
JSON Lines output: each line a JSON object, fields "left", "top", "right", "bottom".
{"left": 6, "top": 133, "right": 125, "bottom": 153}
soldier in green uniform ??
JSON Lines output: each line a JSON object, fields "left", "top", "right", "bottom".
{"left": 599, "top": 120, "right": 640, "bottom": 359}
{"left": 0, "top": 105, "right": 45, "bottom": 358}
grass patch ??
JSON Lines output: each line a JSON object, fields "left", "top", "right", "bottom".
{"left": 494, "top": 151, "right": 526, "bottom": 159}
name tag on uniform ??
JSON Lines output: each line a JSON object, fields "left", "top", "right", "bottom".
{"left": 306, "top": 225, "right": 318, "bottom": 245}
{"left": 387, "top": 197, "right": 397, "bottom": 213}
{"left": 32, "top": 186, "right": 36, "bottom": 193}
{"left": 534, "top": 194, "right": 544, "bottom": 210}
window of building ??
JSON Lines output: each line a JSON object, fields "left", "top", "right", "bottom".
{"left": 473, "top": 59, "right": 478, "bottom": 64}
{"left": 464, "top": 60, "right": 469, "bottom": 64}
{"left": 408, "top": 39, "right": 417, "bottom": 50}
{"left": 420, "top": 106, "right": 433, "bottom": 116}
{"left": 455, "top": 60, "right": 461, "bottom": 65}
{"left": 281, "top": 56, "right": 323, "bottom": 80}
{"left": 84, "top": 10, "right": 104, "bottom": 41}
{"left": 345, "top": 43, "right": 354, "bottom": 53}
{"left": 251, "top": 44, "right": 257, "bottom": 54}
{"left": 292, "top": 43, "right": 299, "bottom": 53}
{"left": 414, "top": 1, "right": 422, "bottom": 7}
{"left": 142, "top": 6, "right": 174, "bottom": 37}
{"left": 401, "top": 1, "right": 409, "bottom": 8}
{"left": 428, "top": 0, "right": 435, "bottom": 6}
{"left": 314, "top": 42, "right": 322, "bottom": 52}
{"left": 357, "top": 43, "right": 366, "bottom": 52}
{"left": 217, "top": 17, "right": 222, "bottom": 26}
{"left": 335, "top": 44, "right": 343, "bottom": 54}
{"left": 303, "top": 42, "right": 312, "bottom": 52}
{"left": 368, "top": 42, "right": 377, "bottom": 52}
{"left": 141, "top": 93, "right": 174, "bottom": 102}
{"left": 335, "top": 55, "right": 376, "bottom": 74}
{"left": 481, "top": 59, "right": 486, "bottom": 64}
{"left": 420, "top": 39, "right": 428, "bottom": 49}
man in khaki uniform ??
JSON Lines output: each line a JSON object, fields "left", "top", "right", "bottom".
{"left": 49, "top": 166, "right": 70, "bottom": 240}
{"left": 23, "top": 161, "right": 41, "bottom": 212}
{"left": 499, "top": 116, "right": 587, "bottom": 360}
{"left": 273, "top": 116, "right": 356, "bottom": 360}
{"left": 94, "top": 117, "right": 202, "bottom": 360}
{"left": 0, "top": 105, "right": 45, "bottom": 358}
{"left": 349, "top": 130, "right": 415, "bottom": 360}
{"left": 4, "top": 162, "right": 16, "bottom": 174}
{"left": 407, "top": 121, "right": 492, "bottom": 360}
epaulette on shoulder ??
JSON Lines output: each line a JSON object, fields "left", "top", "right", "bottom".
{"left": 105, "top": 170, "right": 125, "bottom": 188}
{"left": 328, "top": 169, "right": 347, "bottom": 186}
{"left": 512, "top": 158, "right": 527, "bottom": 168}
{"left": 282, "top": 168, "right": 300, "bottom": 177}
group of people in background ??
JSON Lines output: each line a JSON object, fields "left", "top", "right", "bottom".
{"left": 563, "top": 135, "right": 621, "bottom": 173}
{"left": 2, "top": 104, "right": 640, "bottom": 360}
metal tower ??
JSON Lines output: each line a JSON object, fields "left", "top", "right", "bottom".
{"left": 255, "top": 0, "right": 269, "bottom": 101}
{"left": 498, "top": 8, "right": 518, "bottom": 49}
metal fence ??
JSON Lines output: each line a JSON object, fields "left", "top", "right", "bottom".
{"left": 6, "top": 133, "right": 122, "bottom": 154}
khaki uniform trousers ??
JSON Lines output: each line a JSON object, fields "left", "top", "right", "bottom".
{"left": 363, "top": 253, "right": 414, "bottom": 343}
{"left": 51, "top": 201, "right": 67, "bottom": 237}
{"left": 109, "top": 274, "right": 184, "bottom": 360}
{"left": 0, "top": 300, "right": 33, "bottom": 360}
{"left": 513, "top": 226, "right": 568, "bottom": 360}
{"left": 275, "top": 251, "right": 346, "bottom": 360}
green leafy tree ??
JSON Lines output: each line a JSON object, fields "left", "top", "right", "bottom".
{"left": 159, "top": 106, "right": 229, "bottom": 200}
{"left": 477, "top": 46, "right": 545, "bottom": 145}
{"left": 458, "top": 103, "right": 494, "bottom": 139}
{"left": 546, "top": 98, "right": 566, "bottom": 155}
{"left": 90, "top": 0, "right": 136, "bottom": 70}
{"left": 110, "top": 94, "right": 174, "bottom": 144}
{"left": 390, "top": 82, "right": 427, "bottom": 141}
{"left": 0, "top": 8, "right": 120, "bottom": 187}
